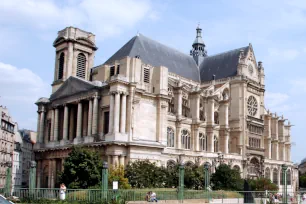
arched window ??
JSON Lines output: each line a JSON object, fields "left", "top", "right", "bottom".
{"left": 199, "top": 132, "right": 207, "bottom": 151}
{"left": 181, "top": 129, "right": 191, "bottom": 149}
{"left": 249, "top": 157, "right": 260, "bottom": 177}
{"left": 265, "top": 168, "right": 271, "bottom": 180}
{"left": 167, "top": 160, "right": 176, "bottom": 168}
{"left": 214, "top": 135, "right": 218, "bottom": 152}
{"left": 287, "top": 169, "right": 291, "bottom": 185}
{"left": 233, "top": 165, "right": 241, "bottom": 172}
{"left": 167, "top": 127, "right": 175, "bottom": 147}
{"left": 58, "top": 52, "right": 64, "bottom": 80}
{"left": 273, "top": 169, "right": 278, "bottom": 184}
{"left": 76, "top": 53, "right": 86, "bottom": 79}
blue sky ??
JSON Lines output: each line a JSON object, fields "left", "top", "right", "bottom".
{"left": 0, "top": 0, "right": 305, "bottom": 163}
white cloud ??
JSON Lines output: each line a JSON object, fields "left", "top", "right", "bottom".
{"left": 0, "top": 62, "right": 50, "bottom": 130}
{"left": 268, "top": 48, "right": 300, "bottom": 61}
{"left": 0, "top": 0, "right": 155, "bottom": 40}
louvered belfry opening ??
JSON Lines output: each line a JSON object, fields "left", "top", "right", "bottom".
{"left": 77, "top": 53, "right": 86, "bottom": 79}
{"left": 143, "top": 67, "right": 150, "bottom": 83}
{"left": 58, "top": 52, "right": 64, "bottom": 80}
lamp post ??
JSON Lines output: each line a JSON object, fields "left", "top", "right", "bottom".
{"left": 178, "top": 163, "right": 184, "bottom": 202}
{"left": 282, "top": 164, "right": 288, "bottom": 204}
{"left": 29, "top": 161, "right": 37, "bottom": 190}
{"left": 4, "top": 161, "right": 12, "bottom": 197}
{"left": 102, "top": 161, "right": 108, "bottom": 191}
{"left": 203, "top": 162, "right": 210, "bottom": 190}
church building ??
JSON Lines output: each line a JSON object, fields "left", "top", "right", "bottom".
{"left": 34, "top": 26, "right": 298, "bottom": 191}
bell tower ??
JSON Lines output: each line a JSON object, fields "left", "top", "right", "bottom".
{"left": 52, "top": 27, "right": 98, "bottom": 93}
{"left": 190, "top": 25, "right": 207, "bottom": 66}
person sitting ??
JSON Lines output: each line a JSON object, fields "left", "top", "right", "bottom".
{"left": 150, "top": 191, "right": 158, "bottom": 202}
{"left": 145, "top": 192, "right": 150, "bottom": 202}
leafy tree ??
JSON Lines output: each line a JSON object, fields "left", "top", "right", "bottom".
{"left": 125, "top": 160, "right": 167, "bottom": 188}
{"left": 59, "top": 147, "right": 102, "bottom": 189}
{"left": 299, "top": 172, "right": 306, "bottom": 188}
{"left": 184, "top": 164, "right": 205, "bottom": 189}
{"left": 211, "top": 164, "right": 243, "bottom": 191}
{"left": 247, "top": 177, "right": 278, "bottom": 191}
{"left": 108, "top": 165, "right": 131, "bottom": 189}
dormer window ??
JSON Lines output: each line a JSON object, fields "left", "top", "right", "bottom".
{"left": 76, "top": 53, "right": 86, "bottom": 79}
{"left": 58, "top": 52, "right": 64, "bottom": 80}
{"left": 110, "top": 66, "right": 115, "bottom": 77}
{"left": 143, "top": 67, "right": 150, "bottom": 83}
{"left": 116, "top": 65, "right": 120, "bottom": 75}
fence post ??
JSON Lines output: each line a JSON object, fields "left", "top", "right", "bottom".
{"left": 282, "top": 164, "right": 288, "bottom": 204}
{"left": 102, "top": 161, "right": 108, "bottom": 201}
{"left": 178, "top": 164, "right": 184, "bottom": 202}
{"left": 4, "top": 162, "right": 12, "bottom": 197}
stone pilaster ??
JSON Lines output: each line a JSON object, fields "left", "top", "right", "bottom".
{"left": 36, "top": 112, "right": 41, "bottom": 141}
{"left": 120, "top": 94, "right": 127, "bottom": 133}
{"left": 87, "top": 99, "right": 93, "bottom": 136}
{"left": 63, "top": 105, "right": 69, "bottom": 141}
{"left": 39, "top": 109, "right": 45, "bottom": 144}
{"left": 126, "top": 84, "right": 136, "bottom": 141}
{"left": 69, "top": 107, "right": 74, "bottom": 141}
{"left": 265, "top": 138, "right": 272, "bottom": 159}
{"left": 119, "top": 155, "right": 125, "bottom": 166}
{"left": 207, "top": 97, "right": 214, "bottom": 125}
{"left": 107, "top": 155, "right": 112, "bottom": 167}
{"left": 190, "top": 93, "right": 200, "bottom": 123}
{"left": 114, "top": 92, "right": 120, "bottom": 133}
{"left": 193, "top": 126, "right": 199, "bottom": 151}
{"left": 174, "top": 88, "right": 182, "bottom": 117}
{"left": 176, "top": 123, "right": 181, "bottom": 149}
{"left": 76, "top": 102, "right": 83, "bottom": 139}
{"left": 108, "top": 94, "right": 114, "bottom": 133}
{"left": 50, "top": 109, "right": 54, "bottom": 142}
{"left": 92, "top": 95, "right": 99, "bottom": 135}
{"left": 113, "top": 155, "right": 119, "bottom": 167}
{"left": 207, "top": 131, "right": 214, "bottom": 152}
{"left": 54, "top": 108, "right": 59, "bottom": 142}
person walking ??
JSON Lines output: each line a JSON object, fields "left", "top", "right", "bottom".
{"left": 59, "top": 183, "right": 67, "bottom": 200}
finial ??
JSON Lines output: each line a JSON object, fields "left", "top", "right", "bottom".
{"left": 197, "top": 22, "right": 200, "bottom": 28}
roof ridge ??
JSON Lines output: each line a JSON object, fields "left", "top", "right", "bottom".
{"left": 205, "top": 46, "right": 249, "bottom": 58}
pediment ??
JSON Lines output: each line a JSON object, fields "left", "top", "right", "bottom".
{"left": 50, "top": 77, "right": 97, "bottom": 101}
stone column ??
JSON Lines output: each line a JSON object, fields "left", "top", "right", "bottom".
{"left": 54, "top": 108, "right": 59, "bottom": 142}
{"left": 108, "top": 94, "right": 114, "bottom": 133}
{"left": 37, "top": 112, "right": 41, "bottom": 141}
{"left": 275, "top": 142, "right": 279, "bottom": 160}
{"left": 126, "top": 85, "right": 135, "bottom": 140}
{"left": 120, "top": 94, "right": 127, "bottom": 133}
{"left": 287, "top": 145, "right": 291, "bottom": 161}
{"left": 76, "top": 102, "right": 83, "bottom": 138}
{"left": 39, "top": 109, "right": 45, "bottom": 144}
{"left": 113, "top": 155, "right": 119, "bottom": 167}
{"left": 283, "top": 145, "right": 286, "bottom": 161}
{"left": 69, "top": 107, "right": 75, "bottom": 141}
{"left": 266, "top": 138, "right": 272, "bottom": 159}
{"left": 114, "top": 92, "right": 120, "bottom": 133}
{"left": 63, "top": 105, "right": 69, "bottom": 141}
{"left": 191, "top": 93, "right": 200, "bottom": 122}
{"left": 174, "top": 89, "right": 182, "bottom": 117}
{"left": 107, "top": 155, "right": 112, "bottom": 167}
{"left": 36, "top": 160, "right": 41, "bottom": 188}
{"left": 50, "top": 109, "right": 54, "bottom": 142}
{"left": 87, "top": 99, "right": 93, "bottom": 136}
{"left": 92, "top": 96, "right": 99, "bottom": 135}
{"left": 176, "top": 123, "right": 181, "bottom": 149}
{"left": 207, "top": 97, "right": 214, "bottom": 125}
{"left": 194, "top": 126, "right": 199, "bottom": 151}
{"left": 224, "top": 133, "right": 229, "bottom": 154}
{"left": 119, "top": 155, "right": 125, "bottom": 166}
{"left": 207, "top": 131, "right": 214, "bottom": 152}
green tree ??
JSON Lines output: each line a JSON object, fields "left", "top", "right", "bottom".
{"left": 184, "top": 164, "right": 205, "bottom": 189}
{"left": 211, "top": 164, "right": 243, "bottom": 191}
{"left": 108, "top": 165, "right": 131, "bottom": 189}
{"left": 299, "top": 172, "right": 306, "bottom": 188}
{"left": 59, "top": 147, "right": 102, "bottom": 189}
{"left": 247, "top": 177, "right": 278, "bottom": 191}
{"left": 125, "top": 160, "right": 167, "bottom": 188}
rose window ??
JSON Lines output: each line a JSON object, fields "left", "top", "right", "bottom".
{"left": 247, "top": 96, "right": 258, "bottom": 116}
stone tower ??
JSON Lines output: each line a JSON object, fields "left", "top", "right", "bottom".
{"left": 190, "top": 25, "right": 207, "bottom": 66}
{"left": 52, "top": 27, "right": 98, "bottom": 93}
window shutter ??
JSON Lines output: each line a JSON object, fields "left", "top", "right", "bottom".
{"left": 110, "top": 66, "right": 115, "bottom": 77}
{"left": 143, "top": 67, "right": 150, "bottom": 83}
{"left": 76, "top": 53, "right": 86, "bottom": 79}
{"left": 58, "top": 53, "right": 64, "bottom": 80}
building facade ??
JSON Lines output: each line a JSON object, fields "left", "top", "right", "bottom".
{"left": 12, "top": 132, "right": 22, "bottom": 190}
{"left": 0, "top": 106, "right": 16, "bottom": 188}
{"left": 34, "top": 26, "right": 298, "bottom": 191}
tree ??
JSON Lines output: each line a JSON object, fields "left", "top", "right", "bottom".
{"left": 108, "top": 166, "right": 131, "bottom": 189}
{"left": 59, "top": 147, "right": 102, "bottom": 189}
{"left": 125, "top": 160, "right": 166, "bottom": 188}
{"left": 211, "top": 164, "right": 243, "bottom": 191}
{"left": 247, "top": 177, "right": 278, "bottom": 191}
{"left": 299, "top": 172, "right": 306, "bottom": 188}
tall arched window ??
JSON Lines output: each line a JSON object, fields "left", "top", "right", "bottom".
{"left": 265, "top": 168, "right": 271, "bottom": 180}
{"left": 199, "top": 132, "right": 207, "bottom": 151}
{"left": 214, "top": 135, "right": 218, "bottom": 152}
{"left": 77, "top": 53, "right": 86, "bottom": 79}
{"left": 287, "top": 169, "right": 291, "bottom": 185}
{"left": 58, "top": 52, "right": 64, "bottom": 80}
{"left": 167, "top": 127, "right": 175, "bottom": 147}
{"left": 181, "top": 129, "right": 191, "bottom": 149}
{"left": 273, "top": 169, "right": 278, "bottom": 184}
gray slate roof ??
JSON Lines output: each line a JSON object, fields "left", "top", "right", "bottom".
{"left": 102, "top": 33, "right": 249, "bottom": 83}
{"left": 103, "top": 34, "right": 200, "bottom": 82}
{"left": 199, "top": 46, "right": 249, "bottom": 82}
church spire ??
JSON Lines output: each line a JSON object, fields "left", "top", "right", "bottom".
{"left": 190, "top": 24, "right": 207, "bottom": 66}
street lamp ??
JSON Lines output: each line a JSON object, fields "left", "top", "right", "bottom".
{"left": 203, "top": 162, "right": 210, "bottom": 190}
{"left": 29, "top": 161, "right": 37, "bottom": 190}
{"left": 102, "top": 161, "right": 108, "bottom": 191}
{"left": 282, "top": 164, "right": 288, "bottom": 204}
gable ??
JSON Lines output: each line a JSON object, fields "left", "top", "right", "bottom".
{"left": 50, "top": 76, "right": 97, "bottom": 100}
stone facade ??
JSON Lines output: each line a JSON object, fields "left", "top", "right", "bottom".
{"left": 34, "top": 26, "right": 298, "bottom": 191}
{"left": 0, "top": 106, "right": 16, "bottom": 188}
